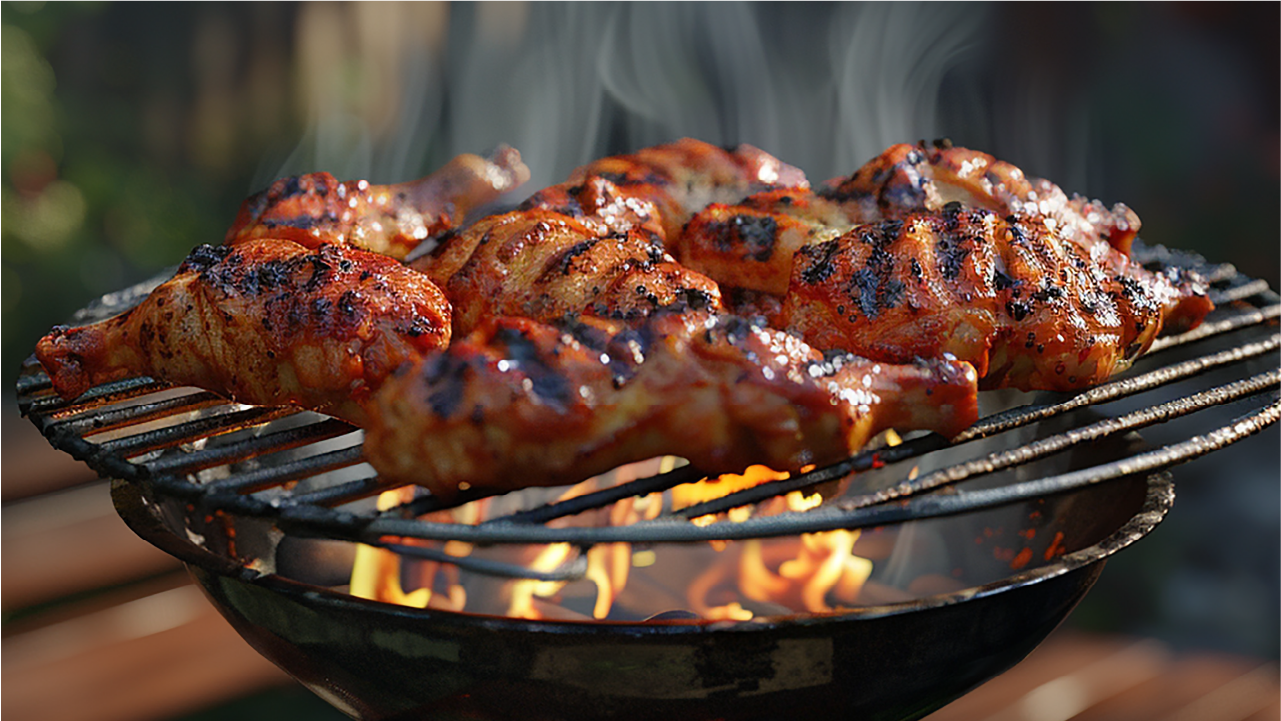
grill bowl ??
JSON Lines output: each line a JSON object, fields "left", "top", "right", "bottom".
{"left": 113, "top": 464, "right": 1171, "bottom": 721}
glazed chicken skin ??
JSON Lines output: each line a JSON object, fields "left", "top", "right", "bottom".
{"left": 824, "top": 139, "right": 1140, "bottom": 256}
{"left": 676, "top": 144, "right": 1213, "bottom": 391}
{"left": 36, "top": 239, "right": 451, "bottom": 425}
{"left": 365, "top": 310, "right": 978, "bottom": 498}
{"left": 521, "top": 138, "right": 809, "bottom": 243}
{"left": 411, "top": 209, "right": 721, "bottom": 336}
{"left": 410, "top": 139, "right": 808, "bottom": 336}
{"left": 225, "top": 146, "right": 530, "bottom": 259}
{"left": 781, "top": 206, "right": 1209, "bottom": 390}
{"left": 677, "top": 140, "right": 1150, "bottom": 295}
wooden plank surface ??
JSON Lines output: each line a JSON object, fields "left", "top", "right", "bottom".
{"left": 2, "top": 481, "right": 182, "bottom": 610}
{"left": 925, "top": 633, "right": 1279, "bottom": 721}
{"left": 2, "top": 576, "right": 291, "bottom": 721}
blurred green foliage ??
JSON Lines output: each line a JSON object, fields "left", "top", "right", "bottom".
{"left": 2, "top": 2, "right": 298, "bottom": 388}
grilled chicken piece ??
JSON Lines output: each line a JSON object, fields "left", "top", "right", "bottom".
{"left": 411, "top": 139, "right": 803, "bottom": 335}
{"left": 225, "top": 146, "right": 530, "bottom": 259}
{"left": 822, "top": 140, "right": 1141, "bottom": 256}
{"left": 365, "top": 311, "right": 978, "bottom": 498}
{"left": 35, "top": 240, "right": 450, "bottom": 425}
{"left": 678, "top": 187, "right": 852, "bottom": 297}
{"left": 781, "top": 207, "right": 1211, "bottom": 390}
{"left": 411, "top": 209, "right": 720, "bottom": 336}
{"left": 677, "top": 142, "right": 1148, "bottom": 296}
{"left": 676, "top": 143, "right": 1212, "bottom": 391}
{"left": 521, "top": 137, "right": 808, "bottom": 242}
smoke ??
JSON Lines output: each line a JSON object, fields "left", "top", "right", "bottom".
{"left": 828, "top": 3, "right": 988, "bottom": 174}
{"left": 265, "top": 2, "right": 1117, "bottom": 197}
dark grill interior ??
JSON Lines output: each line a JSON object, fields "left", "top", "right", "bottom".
{"left": 16, "top": 242, "right": 1280, "bottom": 587}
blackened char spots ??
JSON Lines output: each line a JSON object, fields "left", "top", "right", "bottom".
{"left": 845, "top": 267, "right": 906, "bottom": 319}
{"left": 280, "top": 176, "right": 303, "bottom": 199}
{"left": 848, "top": 268, "right": 880, "bottom": 318}
{"left": 680, "top": 287, "right": 715, "bottom": 311}
{"left": 796, "top": 240, "right": 840, "bottom": 285}
{"left": 1006, "top": 299, "right": 1033, "bottom": 321}
{"left": 256, "top": 260, "right": 291, "bottom": 290}
{"left": 303, "top": 254, "right": 333, "bottom": 292}
{"left": 553, "top": 237, "right": 600, "bottom": 276}
{"left": 594, "top": 170, "right": 667, "bottom": 188}
{"left": 180, "top": 244, "right": 234, "bottom": 273}
{"left": 993, "top": 268, "right": 1018, "bottom": 291}
{"left": 935, "top": 232, "right": 972, "bottom": 282}
{"left": 731, "top": 214, "right": 778, "bottom": 262}
{"left": 423, "top": 354, "right": 470, "bottom": 419}
{"left": 880, "top": 175, "right": 927, "bottom": 210}
{"left": 816, "top": 184, "right": 869, "bottom": 204}
{"left": 882, "top": 278, "right": 906, "bottom": 310}
{"left": 337, "top": 290, "right": 362, "bottom": 320}
{"left": 492, "top": 326, "right": 573, "bottom": 410}
{"left": 310, "top": 297, "right": 334, "bottom": 328}
{"left": 398, "top": 314, "right": 438, "bottom": 338}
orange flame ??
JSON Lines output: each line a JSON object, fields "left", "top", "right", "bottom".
{"left": 349, "top": 485, "right": 470, "bottom": 611}
{"left": 351, "top": 454, "right": 880, "bottom": 621}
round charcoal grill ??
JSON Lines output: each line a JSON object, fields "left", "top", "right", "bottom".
{"left": 16, "top": 241, "right": 1281, "bottom": 721}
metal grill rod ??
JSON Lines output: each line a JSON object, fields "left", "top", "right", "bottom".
{"left": 473, "top": 327, "right": 1278, "bottom": 528}
{"left": 68, "top": 301, "right": 1276, "bottom": 544}
{"left": 15, "top": 252, "right": 1279, "bottom": 551}
{"left": 333, "top": 399, "right": 1279, "bottom": 546}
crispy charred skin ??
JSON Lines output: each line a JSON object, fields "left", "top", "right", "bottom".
{"left": 781, "top": 206, "right": 1210, "bottom": 391}
{"left": 410, "top": 139, "right": 803, "bottom": 335}
{"left": 35, "top": 240, "right": 450, "bottom": 425}
{"left": 412, "top": 209, "right": 721, "bottom": 336}
{"left": 521, "top": 138, "right": 808, "bottom": 242}
{"left": 677, "top": 141, "right": 1152, "bottom": 295}
{"left": 365, "top": 311, "right": 978, "bottom": 498}
{"left": 822, "top": 140, "right": 1140, "bottom": 256}
{"left": 677, "top": 144, "right": 1213, "bottom": 390}
{"left": 225, "top": 146, "right": 530, "bottom": 259}
{"left": 676, "top": 187, "right": 852, "bottom": 296}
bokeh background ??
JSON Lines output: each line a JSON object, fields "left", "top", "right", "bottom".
{"left": 3, "top": 3, "right": 1277, "bottom": 720}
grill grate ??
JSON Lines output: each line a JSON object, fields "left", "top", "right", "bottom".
{"left": 17, "top": 243, "right": 1280, "bottom": 581}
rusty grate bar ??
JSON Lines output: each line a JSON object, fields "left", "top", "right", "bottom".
{"left": 47, "top": 392, "right": 226, "bottom": 437}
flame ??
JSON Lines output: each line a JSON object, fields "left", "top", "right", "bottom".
{"left": 683, "top": 461, "right": 880, "bottom": 617}
{"left": 507, "top": 542, "right": 574, "bottom": 619}
{"left": 349, "top": 485, "right": 471, "bottom": 611}
{"left": 505, "top": 465, "right": 656, "bottom": 620}
{"left": 351, "top": 456, "right": 881, "bottom": 621}
{"left": 350, "top": 486, "right": 432, "bottom": 607}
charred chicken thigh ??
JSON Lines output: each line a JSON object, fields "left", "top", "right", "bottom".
{"left": 36, "top": 239, "right": 451, "bottom": 425}
{"left": 411, "top": 209, "right": 721, "bottom": 336}
{"left": 676, "top": 143, "right": 1212, "bottom": 391}
{"left": 521, "top": 137, "right": 809, "bottom": 242}
{"left": 365, "top": 310, "right": 979, "bottom": 498}
{"left": 225, "top": 146, "right": 530, "bottom": 259}
{"left": 782, "top": 206, "right": 1209, "bottom": 390}
{"left": 411, "top": 138, "right": 805, "bottom": 335}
